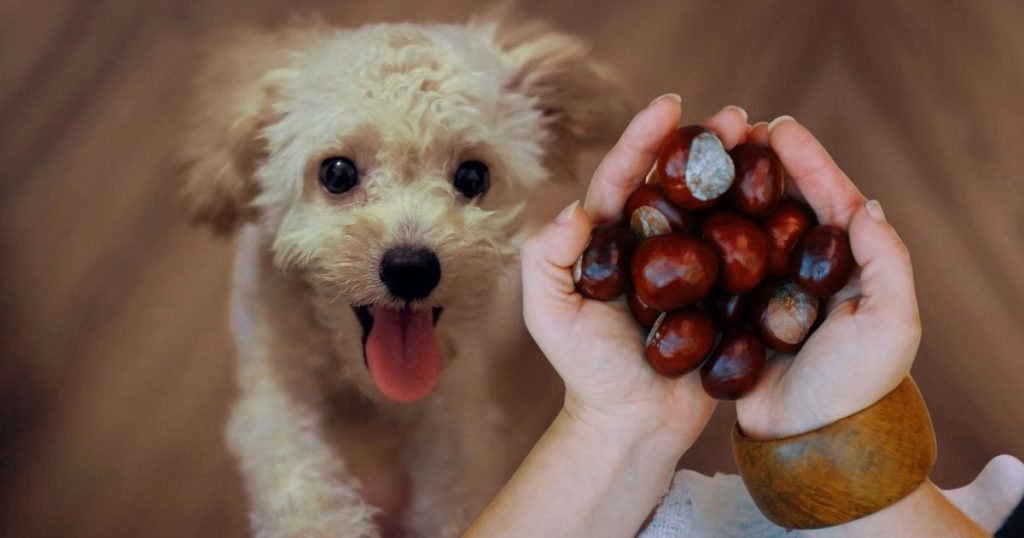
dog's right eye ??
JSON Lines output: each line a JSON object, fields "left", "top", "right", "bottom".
{"left": 453, "top": 160, "right": 490, "bottom": 199}
{"left": 319, "top": 157, "right": 359, "bottom": 194}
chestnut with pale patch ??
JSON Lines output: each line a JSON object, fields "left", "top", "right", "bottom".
{"left": 180, "top": 12, "right": 627, "bottom": 537}
{"left": 656, "top": 125, "right": 735, "bottom": 210}
{"left": 754, "top": 281, "right": 820, "bottom": 353}
{"left": 623, "top": 183, "right": 695, "bottom": 239}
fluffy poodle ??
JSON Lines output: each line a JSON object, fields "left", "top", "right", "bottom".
{"left": 181, "top": 11, "right": 628, "bottom": 537}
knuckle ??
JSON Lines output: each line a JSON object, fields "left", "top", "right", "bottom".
{"left": 893, "top": 237, "right": 912, "bottom": 260}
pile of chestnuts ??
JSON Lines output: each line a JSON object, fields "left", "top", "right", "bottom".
{"left": 573, "top": 124, "right": 854, "bottom": 400}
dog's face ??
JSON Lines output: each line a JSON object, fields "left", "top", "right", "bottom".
{"left": 182, "top": 18, "right": 626, "bottom": 402}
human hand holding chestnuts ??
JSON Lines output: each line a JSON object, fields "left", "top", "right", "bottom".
{"left": 521, "top": 96, "right": 751, "bottom": 454}
{"left": 523, "top": 96, "right": 919, "bottom": 453}
{"left": 733, "top": 118, "right": 921, "bottom": 441}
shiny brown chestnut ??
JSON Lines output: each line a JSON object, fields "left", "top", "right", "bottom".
{"left": 645, "top": 307, "right": 716, "bottom": 377}
{"left": 762, "top": 199, "right": 816, "bottom": 276}
{"left": 700, "top": 328, "right": 766, "bottom": 400}
{"left": 706, "top": 288, "right": 748, "bottom": 326}
{"left": 724, "top": 143, "right": 785, "bottom": 217}
{"left": 623, "top": 183, "right": 696, "bottom": 239}
{"left": 628, "top": 291, "right": 661, "bottom": 329}
{"left": 751, "top": 280, "right": 820, "bottom": 353}
{"left": 631, "top": 234, "right": 719, "bottom": 312}
{"left": 573, "top": 224, "right": 636, "bottom": 301}
{"left": 790, "top": 225, "right": 854, "bottom": 297}
{"left": 701, "top": 212, "right": 770, "bottom": 293}
{"left": 656, "top": 125, "right": 735, "bottom": 210}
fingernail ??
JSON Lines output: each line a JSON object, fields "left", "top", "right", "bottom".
{"left": 723, "top": 105, "right": 748, "bottom": 121}
{"left": 556, "top": 200, "right": 580, "bottom": 224}
{"left": 648, "top": 93, "right": 682, "bottom": 108}
{"left": 866, "top": 199, "right": 886, "bottom": 221}
{"left": 768, "top": 115, "right": 795, "bottom": 131}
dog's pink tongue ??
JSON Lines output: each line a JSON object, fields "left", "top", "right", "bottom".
{"left": 365, "top": 306, "right": 441, "bottom": 403}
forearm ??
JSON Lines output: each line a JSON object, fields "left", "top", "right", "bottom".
{"left": 805, "top": 480, "right": 986, "bottom": 538}
{"left": 464, "top": 407, "right": 682, "bottom": 538}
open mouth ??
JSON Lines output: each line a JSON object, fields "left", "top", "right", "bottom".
{"left": 352, "top": 305, "right": 443, "bottom": 403}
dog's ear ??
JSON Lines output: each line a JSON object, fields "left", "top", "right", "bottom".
{"left": 179, "top": 29, "right": 306, "bottom": 235}
{"left": 475, "top": 9, "right": 633, "bottom": 148}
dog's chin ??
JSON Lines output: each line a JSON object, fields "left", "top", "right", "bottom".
{"left": 353, "top": 304, "right": 444, "bottom": 403}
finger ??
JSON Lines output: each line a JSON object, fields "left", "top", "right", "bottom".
{"left": 521, "top": 201, "right": 593, "bottom": 320}
{"left": 768, "top": 117, "right": 866, "bottom": 227}
{"left": 703, "top": 105, "right": 749, "bottom": 150}
{"left": 585, "top": 95, "right": 681, "bottom": 223}
{"left": 848, "top": 200, "right": 920, "bottom": 345}
{"left": 747, "top": 121, "right": 770, "bottom": 145}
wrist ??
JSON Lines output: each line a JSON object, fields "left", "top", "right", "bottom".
{"left": 467, "top": 401, "right": 687, "bottom": 537}
{"left": 558, "top": 402, "right": 688, "bottom": 470}
{"left": 554, "top": 404, "right": 683, "bottom": 523}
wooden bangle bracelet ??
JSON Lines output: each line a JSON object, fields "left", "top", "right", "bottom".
{"left": 732, "top": 377, "right": 936, "bottom": 529}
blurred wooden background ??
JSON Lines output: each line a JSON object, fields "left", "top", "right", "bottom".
{"left": 1, "top": 0, "right": 1022, "bottom": 536}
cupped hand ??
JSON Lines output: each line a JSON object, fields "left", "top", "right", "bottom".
{"left": 520, "top": 96, "right": 749, "bottom": 453}
{"left": 735, "top": 118, "right": 921, "bottom": 440}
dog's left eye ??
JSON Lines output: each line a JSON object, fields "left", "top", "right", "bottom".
{"left": 319, "top": 157, "right": 359, "bottom": 195}
{"left": 453, "top": 161, "right": 490, "bottom": 198}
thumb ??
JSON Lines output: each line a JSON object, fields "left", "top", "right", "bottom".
{"left": 848, "top": 200, "right": 921, "bottom": 351}
{"left": 521, "top": 200, "right": 593, "bottom": 324}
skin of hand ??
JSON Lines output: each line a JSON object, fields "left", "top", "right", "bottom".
{"left": 942, "top": 454, "right": 1024, "bottom": 534}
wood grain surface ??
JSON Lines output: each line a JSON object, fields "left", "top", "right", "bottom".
{"left": 1, "top": 1, "right": 1022, "bottom": 536}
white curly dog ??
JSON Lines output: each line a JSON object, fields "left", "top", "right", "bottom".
{"left": 181, "top": 11, "right": 628, "bottom": 537}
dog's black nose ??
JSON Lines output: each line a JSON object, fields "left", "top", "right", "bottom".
{"left": 379, "top": 246, "right": 441, "bottom": 301}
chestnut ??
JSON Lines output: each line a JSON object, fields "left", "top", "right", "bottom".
{"left": 705, "top": 288, "right": 748, "bottom": 326}
{"left": 724, "top": 143, "right": 785, "bottom": 217}
{"left": 790, "top": 225, "right": 854, "bottom": 297}
{"left": 751, "top": 280, "right": 820, "bottom": 353}
{"left": 656, "top": 125, "right": 735, "bottom": 210}
{"left": 623, "top": 183, "right": 695, "bottom": 239}
{"left": 701, "top": 212, "right": 770, "bottom": 293}
{"left": 761, "top": 199, "right": 815, "bottom": 276}
{"left": 645, "top": 307, "right": 716, "bottom": 377}
{"left": 700, "top": 328, "right": 766, "bottom": 400}
{"left": 628, "top": 290, "right": 661, "bottom": 329}
{"left": 573, "top": 224, "right": 636, "bottom": 301}
{"left": 631, "top": 234, "right": 719, "bottom": 312}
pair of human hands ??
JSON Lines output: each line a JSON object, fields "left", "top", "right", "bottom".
{"left": 521, "top": 95, "right": 921, "bottom": 455}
